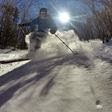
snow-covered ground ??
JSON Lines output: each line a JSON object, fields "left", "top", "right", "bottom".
{"left": 0, "top": 30, "right": 112, "bottom": 112}
{"left": 0, "top": 50, "right": 29, "bottom": 76}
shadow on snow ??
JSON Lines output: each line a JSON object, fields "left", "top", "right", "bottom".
{"left": 0, "top": 53, "right": 93, "bottom": 107}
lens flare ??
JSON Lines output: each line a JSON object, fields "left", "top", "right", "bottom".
{"left": 58, "top": 12, "right": 70, "bottom": 23}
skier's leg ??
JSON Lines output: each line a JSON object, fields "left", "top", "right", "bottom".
{"left": 28, "top": 32, "right": 37, "bottom": 57}
{"left": 25, "top": 33, "right": 31, "bottom": 51}
{"left": 35, "top": 32, "right": 47, "bottom": 50}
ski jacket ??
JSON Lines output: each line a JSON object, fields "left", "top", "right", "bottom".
{"left": 21, "top": 17, "right": 57, "bottom": 33}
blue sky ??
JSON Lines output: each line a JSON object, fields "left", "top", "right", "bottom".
{"left": 17, "top": 0, "right": 89, "bottom": 19}
{"left": 14, "top": 0, "right": 91, "bottom": 25}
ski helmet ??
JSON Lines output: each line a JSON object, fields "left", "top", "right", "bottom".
{"left": 40, "top": 8, "right": 47, "bottom": 13}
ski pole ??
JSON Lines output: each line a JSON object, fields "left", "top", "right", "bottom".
{"left": 18, "top": 25, "right": 26, "bottom": 37}
{"left": 54, "top": 34, "right": 77, "bottom": 55}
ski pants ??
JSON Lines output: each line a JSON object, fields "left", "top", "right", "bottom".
{"left": 27, "top": 31, "right": 47, "bottom": 54}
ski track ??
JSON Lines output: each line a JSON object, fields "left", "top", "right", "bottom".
{"left": 0, "top": 30, "right": 112, "bottom": 112}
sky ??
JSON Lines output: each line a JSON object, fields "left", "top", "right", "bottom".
{"left": 36, "top": 0, "right": 87, "bottom": 13}
{"left": 14, "top": 0, "right": 90, "bottom": 29}
{"left": 0, "top": 0, "right": 90, "bottom": 23}
{"left": 0, "top": 0, "right": 102, "bottom": 21}
{"left": 17, "top": 0, "right": 89, "bottom": 19}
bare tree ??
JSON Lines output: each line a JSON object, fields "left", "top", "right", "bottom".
{"left": 81, "top": 0, "right": 112, "bottom": 43}
{"left": 0, "top": 0, "right": 19, "bottom": 48}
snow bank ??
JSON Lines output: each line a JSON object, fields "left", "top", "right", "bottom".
{"left": 31, "top": 30, "right": 112, "bottom": 62}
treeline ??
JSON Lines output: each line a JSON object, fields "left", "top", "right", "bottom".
{"left": 76, "top": 0, "right": 112, "bottom": 43}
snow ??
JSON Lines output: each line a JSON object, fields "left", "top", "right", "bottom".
{"left": 0, "top": 30, "right": 112, "bottom": 112}
{"left": 0, "top": 50, "right": 29, "bottom": 76}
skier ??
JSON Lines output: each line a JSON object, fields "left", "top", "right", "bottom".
{"left": 19, "top": 8, "right": 57, "bottom": 58}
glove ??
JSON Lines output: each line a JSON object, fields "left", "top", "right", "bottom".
{"left": 50, "top": 29, "right": 56, "bottom": 34}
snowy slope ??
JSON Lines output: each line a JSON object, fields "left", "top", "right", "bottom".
{"left": 0, "top": 30, "right": 112, "bottom": 112}
{"left": 0, "top": 50, "right": 29, "bottom": 76}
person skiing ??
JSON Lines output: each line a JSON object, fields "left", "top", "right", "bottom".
{"left": 19, "top": 8, "right": 57, "bottom": 58}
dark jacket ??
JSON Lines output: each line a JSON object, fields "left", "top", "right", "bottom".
{"left": 21, "top": 17, "right": 57, "bottom": 34}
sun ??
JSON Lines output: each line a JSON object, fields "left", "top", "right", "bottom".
{"left": 58, "top": 12, "right": 70, "bottom": 23}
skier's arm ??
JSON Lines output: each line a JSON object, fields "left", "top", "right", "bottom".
{"left": 49, "top": 18, "right": 57, "bottom": 34}
{"left": 19, "top": 18, "right": 39, "bottom": 27}
{"left": 19, "top": 21, "right": 32, "bottom": 27}
{"left": 19, "top": 22, "right": 31, "bottom": 27}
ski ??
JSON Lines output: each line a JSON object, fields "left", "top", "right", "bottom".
{"left": 0, "top": 58, "right": 30, "bottom": 64}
